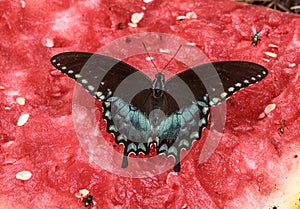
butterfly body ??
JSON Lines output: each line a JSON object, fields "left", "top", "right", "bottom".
{"left": 51, "top": 52, "right": 268, "bottom": 172}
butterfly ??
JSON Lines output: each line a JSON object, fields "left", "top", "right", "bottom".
{"left": 50, "top": 52, "right": 268, "bottom": 172}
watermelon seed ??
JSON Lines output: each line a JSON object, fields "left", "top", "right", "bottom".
{"left": 176, "top": 16, "right": 188, "bottom": 20}
{"left": 264, "top": 103, "right": 276, "bottom": 114}
{"left": 146, "top": 56, "right": 154, "bottom": 61}
{"left": 0, "top": 86, "right": 4, "bottom": 90}
{"left": 52, "top": 92, "right": 62, "bottom": 97}
{"left": 159, "top": 48, "right": 170, "bottom": 54}
{"left": 186, "top": 11, "right": 197, "bottom": 19}
{"left": 177, "top": 12, "right": 197, "bottom": 20}
{"left": 16, "top": 170, "right": 32, "bottom": 180}
{"left": 20, "top": 0, "right": 26, "bottom": 8}
{"left": 50, "top": 70, "right": 62, "bottom": 76}
{"left": 16, "top": 97, "right": 25, "bottom": 105}
{"left": 186, "top": 42, "right": 195, "bottom": 46}
{"left": 17, "top": 113, "right": 30, "bottom": 126}
{"left": 261, "top": 58, "right": 270, "bottom": 62}
{"left": 268, "top": 43, "right": 279, "bottom": 48}
{"left": 264, "top": 51, "right": 277, "bottom": 58}
{"left": 143, "top": 0, "right": 153, "bottom": 3}
{"left": 288, "top": 63, "right": 296, "bottom": 68}
{"left": 128, "top": 22, "right": 137, "bottom": 28}
{"left": 258, "top": 112, "right": 266, "bottom": 119}
{"left": 131, "top": 12, "right": 144, "bottom": 24}
{"left": 78, "top": 189, "right": 90, "bottom": 197}
{"left": 44, "top": 38, "right": 54, "bottom": 48}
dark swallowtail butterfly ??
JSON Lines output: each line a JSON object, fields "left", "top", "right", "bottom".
{"left": 50, "top": 52, "right": 268, "bottom": 172}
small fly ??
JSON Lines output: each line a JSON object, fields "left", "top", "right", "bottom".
{"left": 277, "top": 119, "right": 287, "bottom": 135}
{"left": 83, "top": 195, "right": 94, "bottom": 208}
{"left": 251, "top": 26, "right": 265, "bottom": 46}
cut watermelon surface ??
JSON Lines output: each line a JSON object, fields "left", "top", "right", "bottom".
{"left": 0, "top": 0, "right": 300, "bottom": 208}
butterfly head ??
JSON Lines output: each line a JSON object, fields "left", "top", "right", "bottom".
{"left": 152, "top": 73, "right": 165, "bottom": 98}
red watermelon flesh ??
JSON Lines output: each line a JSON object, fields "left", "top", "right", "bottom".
{"left": 0, "top": 0, "right": 300, "bottom": 208}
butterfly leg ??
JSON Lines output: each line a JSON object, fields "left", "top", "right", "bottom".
{"left": 173, "top": 150, "right": 181, "bottom": 172}
{"left": 174, "top": 161, "right": 181, "bottom": 172}
{"left": 121, "top": 151, "right": 129, "bottom": 168}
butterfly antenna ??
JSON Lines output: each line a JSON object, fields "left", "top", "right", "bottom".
{"left": 142, "top": 42, "right": 159, "bottom": 73}
{"left": 161, "top": 45, "right": 182, "bottom": 72}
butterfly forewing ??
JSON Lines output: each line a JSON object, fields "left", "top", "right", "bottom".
{"left": 166, "top": 61, "right": 268, "bottom": 107}
{"left": 51, "top": 52, "right": 152, "bottom": 101}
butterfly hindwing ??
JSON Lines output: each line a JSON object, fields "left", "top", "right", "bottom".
{"left": 104, "top": 96, "right": 152, "bottom": 167}
{"left": 155, "top": 97, "right": 210, "bottom": 172}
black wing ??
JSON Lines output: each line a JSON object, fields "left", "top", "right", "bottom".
{"left": 156, "top": 61, "right": 268, "bottom": 171}
{"left": 50, "top": 52, "right": 152, "bottom": 101}
{"left": 166, "top": 61, "right": 268, "bottom": 107}
{"left": 50, "top": 52, "right": 153, "bottom": 168}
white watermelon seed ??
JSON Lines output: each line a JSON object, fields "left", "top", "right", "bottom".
{"left": 128, "top": 22, "right": 137, "bottom": 28}
{"left": 17, "top": 113, "right": 29, "bottom": 126}
{"left": 176, "top": 15, "right": 188, "bottom": 20}
{"left": 16, "top": 170, "right": 32, "bottom": 180}
{"left": 20, "top": 0, "right": 26, "bottom": 8}
{"left": 79, "top": 189, "right": 90, "bottom": 197}
{"left": 16, "top": 97, "right": 26, "bottom": 105}
{"left": 258, "top": 112, "right": 266, "bottom": 119}
{"left": 186, "top": 42, "right": 196, "bottom": 46}
{"left": 268, "top": 43, "right": 279, "bottom": 48}
{"left": 45, "top": 38, "right": 54, "bottom": 48}
{"left": 264, "top": 51, "right": 277, "bottom": 58}
{"left": 186, "top": 11, "right": 197, "bottom": 19}
{"left": 159, "top": 48, "right": 170, "bottom": 53}
{"left": 261, "top": 58, "right": 270, "bottom": 62}
{"left": 288, "top": 63, "right": 296, "bottom": 68}
{"left": 131, "top": 12, "right": 144, "bottom": 24}
{"left": 146, "top": 56, "right": 154, "bottom": 61}
{"left": 264, "top": 103, "right": 276, "bottom": 114}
